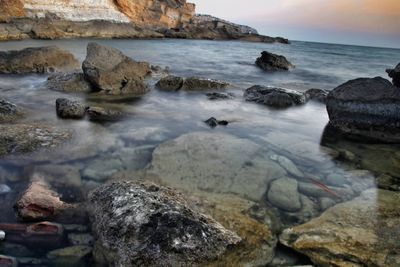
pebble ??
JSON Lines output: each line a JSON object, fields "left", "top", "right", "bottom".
{"left": 0, "top": 230, "right": 5, "bottom": 240}
{"left": 0, "top": 184, "right": 11, "bottom": 195}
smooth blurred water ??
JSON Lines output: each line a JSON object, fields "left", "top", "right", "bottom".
{"left": 0, "top": 39, "right": 399, "bottom": 266}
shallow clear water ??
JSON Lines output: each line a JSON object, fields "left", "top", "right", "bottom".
{"left": 0, "top": 39, "right": 399, "bottom": 266}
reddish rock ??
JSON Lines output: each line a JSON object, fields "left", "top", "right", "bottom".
{"left": 14, "top": 181, "right": 73, "bottom": 221}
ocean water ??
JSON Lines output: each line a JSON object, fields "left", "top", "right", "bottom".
{"left": 0, "top": 39, "right": 399, "bottom": 266}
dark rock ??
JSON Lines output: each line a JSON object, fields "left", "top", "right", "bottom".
{"left": 82, "top": 42, "right": 151, "bottom": 95}
{"left": 0, "top": 184, "right": 11, "bottom": 195}
{"left": 46, "top": 73, "right": 93, "bottom": 93}
{"left": 326, "top": 77, "right": 400, "bottom": 143}
{"left": 89, "top": 181, "right": 241, "bottom": 267}
{"left": 305, "top": 88, "right": 328, "bottom": 103}
{"left": 0, "top": 255, "right": 17, "bottom": 267}
{"left": 0, "top": 97, "right": 21, "bottom": 122}
{"left": 47, "top": 245, "right": 92, "bottom": 266}
{"left": 244, "top": 85, "right": 306, "bottom": 108}
{"left": 182, "top": 77, "right": 230, "bottom": 91}
{"left": 86, "top": 106, "right": 124, "bottom": 122}
{"left": 155, "top": 75, "right": 184, "bottom": 91}
{"left": 206, "top": 92, "right": 234, "bottom": 100}
{"left": 255, "top": 51, "right": 294, "bottom": 71}
{"left": 56, "top": 98, "right": 86, "bottom": 119}
{"left": 386, "top": 63, "right": 400, "bottom": 87}
{"left": 0, "top": 46, "right": 79, "bottom": 74}
{"left": 204, "top": 117, "right": 229, "bottom": 128}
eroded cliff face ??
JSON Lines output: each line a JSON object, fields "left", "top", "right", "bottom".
{"left": 0, "top": 0, "right": 25, "bottom": 22}
{"left": 114, "top": 0, "right": 195, "bottom": 28}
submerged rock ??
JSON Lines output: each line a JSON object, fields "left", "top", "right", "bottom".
{"left": 56, "top": 98, "right": 86, "bottom": 119}
{"left": 326, "top": 77, "right": 400, "bottom": 143}
{"left": 256, "top": 51, "right": 294, "bottom": 71}
{"left": 0, "top": 124, "right": 71, "bottom": 156}
{"left": 146, "top": 132, "right": 287, "bottom": 201}
{"left": 267, "top": 178, "right": 302, "bottom": 212}
{"left": 182, "top": 77, "right": 230, "bottom": 91}
{"left": 305, "top": 88, "right": 328, "bottom": 103}
{"left": 280, "top": 189, "right": 400, "bottom": 267}
{"left": 82, "top": 42, "right": 151, "bottom": 95}
{"left": 0, "top": 46, "right": 79, "bottom": 74}
{"left": 47, "top": 245, "right": 92, "bottom": 266}
{"left": 46, "top": 72, "right": 93, "bottom": 93}
{"left": 206, "top": 92, "right": 235, "bottom": 100}
{"left": 86, "top": 106, "right": 124, "bottom": 121}
{"left": 89, "top": 181, "right": 241, "bottom": 267}
{"left": 386, "top": 63, "right": 400, "bottom": 87}
{"left": 0, "top": 97, "right": 21, "bottom": 122}
{"left": 0, "top": 184, "right": 11, "bottom": 195}
{"left": 204, "top": 117, "right": 229, "bottom": 128}
{"left": 155, "top": 75, "right": 184, "bottom": 91}
{"left": 244, "top": 85, "right": 306, "bottom": 108}
{"left": 14, "top": 181, "right": 74, "bottom": 221}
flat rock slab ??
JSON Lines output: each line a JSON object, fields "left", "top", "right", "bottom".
{"left": 146, "top": 132, "right": 287, "bottom": 201}
{"left": 89, "top": 181, "right": 241, "bottom": 267}
{"left": 280, "top": 189, "right": 400, "bottom": 267}
{"left": 0, "top": 46, "right": 79, "bottom": 74}
{"left": 46, "top": 72, "right": 92, "bottom": 93}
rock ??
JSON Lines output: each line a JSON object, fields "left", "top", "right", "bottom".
{"left": 47, "top": 245, "right": 92, "bottom": 266}
{"left": 377, "top": 174, "right": 400, "bottom": 191}
{"left": 68, "top": 233, "right": 94, "bottom": 246}
{"left": 0, "top": 243, "right": 34, "bottom": 257}
{"left": 204, "top": 117, "right": 229, "bottom": 128}
{"left": 344, "top": 170, "right": 375, "bottom": 194}
{"left": 56, "top": 98, "right": 86, "bottom": 119}
{"left": 0, "top": 124, "right": 71, "bottom": 156}
{"left": 82, "top": 42, "right": 151, "bottom": 95}
{"left": 206, "top": 92, "right": 234, "bottom": 100}
{"left": 386, "top": 63, "right": 400, "bottom": 87}
{"left": 89, "top": 181, "right": 241, "bottom": 267}
{"left": 82, "top": 158, "right": 124, "bottom": 182}
{"left": 282, "top": 195, "right": 320, "bottom": 226}
{"left": 244, "top": 85, "right": 306, "bottom": 108}
{"left": 46, "top": 72, "right": 92, "bottom": 93}
{"left": 0, "top": 255, "right": 17, "bottom": 267}
{"left": 182, "top": 77, "right": 230, "bottom": 91}
{"left": 256, "top": 51, "right": 294, "bottom": 71}
{"left": 155, "top": 75, "right": 184, "bottom": 91}
{"left": 280, "top": 189, "right": 400, "bottom": 267}
{"left": 0, "top": 98, "right": 21, "bottom": 122}
{"left": 86, "top": 106, "right": 124, "bottom": 122}
{"left": 270, "top": 155, "right": 304, "bottom": 178}
{"left": 0, "top": 46, "right": 79, "bottom": 74}
{"left": 267, "top": 178, "right": 302, "bottom": 212}
{"left": 318, "top": 197, "right": 336, "bottom": 211}
{"left": 146, "top": 132, "right": 287, "bottom": 201}
{"left": 326, "top": 77, "right": 400, "bottom": 143}
{"left": 0, "top": 184, "right": 11, "bottom": 195}
{"left": 305, "top": 88, "right": 328, "bottom": 103}
{"left": 338, "top": 149, "right": 357, "bottom": 162}
{"left": 14, "top": 181, "right": 74, "bottom": 221}
{"left": 325, "top": 173, "right": 348, "bottom": 187}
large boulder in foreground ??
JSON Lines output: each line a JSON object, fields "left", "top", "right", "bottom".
{"left": 146, "top": 132, "right": 287, "bottom": 201}
{"left": 256, "top": 51, "right": 294, "bottom": 71}
{"left": 280, "top": 189, "right": 400, "bottom": 267}
{"left": 0, "top": 46, "right": 79, "bottom": 74}
{"left": 89, "top": 181, "right": 241, "bottom": 267}
{"left": 82, "top": 42, "right": 151, "bottom": 95}
{"left": 326, "top": 77, "right": 400, "bottom": 143}
{"left": 386, "top": 63, "right": 400, "bottom": 87}
{"left": 244, "top": 85, "right": 306, "bottom": 108}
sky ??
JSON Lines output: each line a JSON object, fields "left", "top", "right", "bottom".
{"left": 190, "top": 0, "right": 400, "bottom": 49}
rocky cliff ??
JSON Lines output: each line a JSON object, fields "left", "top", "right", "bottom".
{"left": 0, "top": 0, "right": 288, "bottom": 43}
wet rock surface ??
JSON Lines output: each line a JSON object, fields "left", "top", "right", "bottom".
{"left": 244, "top": 85, "right": 306, "bottom": 108}
{"left": 156, "top": 76, "right": 231, "bottom": 91}
{"left": 305, "top": 88, "right": 328, "bottom": 103}
{"left": 46, "top": 72, "right": 93, "bottom": 93}
{"left": 268, "top": 178, "right": 302, "bottom": 212}
{"left": 146, "top": 132, "right": 287, "bottom": 201}
{"left": 206, "top": 92, "right": 235, "bottom": 100}
{"left": 0, "top": 124, "right": 71, "bottom": 156}
{"left": 0, "top": 97, "right": 21, "bottom": 122}
{"left": 89, "top": 181, "right": 241, "bottom": 267}
{"left": 56, "top": 98, "right": 86, "bottom": 119}
{"left": 0, "top": 46, "right": 79, "bottom": 74}
{"left": 86, "top": 106, "right": 124, "bottom": 122}
{"left": 256, "top": 51, "right": 294, "bottom": 71}
{"left": 386, "top": 63, "right": 400, "bottom": 87}
{"left": 326, "top": 77, "right": 400, "bottom": 143}
{"left": 204, "top": 117, "right": 229, "bottom": 128}
{"left": 155, "top": 75, "right": 184, "bottom": 91}
{"left": 82, "top": 42, "right": 151, "bottom": 95}
{"left": 280, "top": 189, "right": 400, "bottom": 267}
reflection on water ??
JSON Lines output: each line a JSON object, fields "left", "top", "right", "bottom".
{"left": 0, "top": 39, "right": 399, "bottom": 266}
